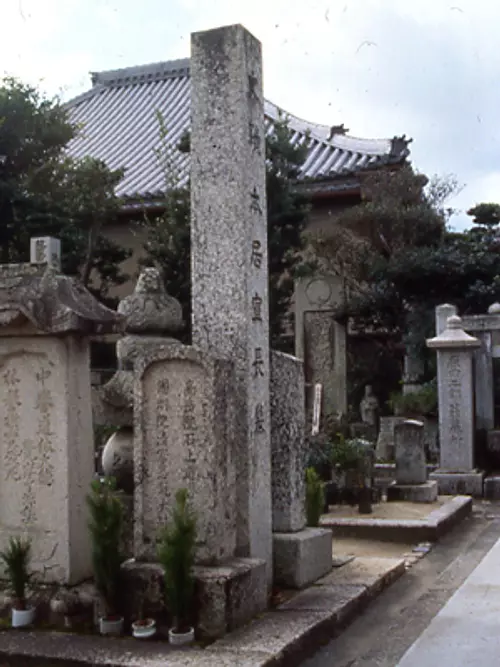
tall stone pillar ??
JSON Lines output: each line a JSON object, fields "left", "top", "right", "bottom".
{"left": 190, "top": 25, "right": 272, "bottom": 580}
{"left": 427, "top": 314, "right": 483, "bottom": 496}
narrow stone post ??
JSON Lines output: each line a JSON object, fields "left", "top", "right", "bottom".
{"left": 190, "top": 25, "right": 272, "bottom": 580}
{"left": 427, "top": 314, "right": 483, "bottom": 496}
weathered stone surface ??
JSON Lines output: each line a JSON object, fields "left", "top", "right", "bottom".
{"left": 134, "top": 343, "right": 237, "bottom": 564}
{"left": 270, "top": 350, "right": 306, "bottom": 533}
{"left": 387, "top": 481, "right": 438, "bottom": 503}
{"left": 294, "top": 273, "right": 347, "bottom": 417}
{"left": 0, "top": 264, "right": 122, "bottom": 335}
{"left": 394, "top": 420, "right": 427, "bottom": 485}
{"left": 429, "top": 471, "right": 484, "bottom": 497}
{"left": 190, "top": 25, "right": 272, "bottom": 580}
{"left": 316, "top": 556, "right": 405, "bottom": 594}
{"left": 120, "top": 560, "right": 165, "bottom": 619}
{"left": 117, "top": 267, "right": 183, "bottom": 335}
{"left": 195, "top": 557, "right": 267, "bottom": 639}
{"left": 278, "top": 584, "right": 366, "bottom": 620}
{"left": 377, "top": 416, "right": 438, "bottom": 463}
{"left": 0, "top": 335, "right": 93, "bottom": 584}
{"left": 273, "top": 528, "right": 332, "bottom": 589}
{"left": 427, "top": 315, "right": 480, "bottom": 474}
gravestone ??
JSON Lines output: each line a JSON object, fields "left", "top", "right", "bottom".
{"left": 427, "top": 314, "right": 484, "bottom": 496}
{"left": 387, "top": 420, "right": 438, "bottom": 502}
{"left": 270, "top": 350, "right": 332, "bottom": 588}
{"left": 0, "top": 240, "right": 122, "bottom": 583}
{"left": 395, "top": 420, "right": 427, "bottom": 485}
{"left": 295, "top": 274, "right": 347, "bottom": 418}
{"left": 134, "top": 344, "right": 237, "bottom": 564}
{"left": 190, "top": 24, "right": 272, "bottom": 579}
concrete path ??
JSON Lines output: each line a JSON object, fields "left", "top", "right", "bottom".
{"left": 397, "top": 533, "right": 500, "bottom": 666}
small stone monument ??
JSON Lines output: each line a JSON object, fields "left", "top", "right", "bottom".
{"left": 387, "top": 420, "right": 438, "bottom": 502}
{"left": 271, "top": 351, "right": 332, "bottom": 588}
{"left": 427, "top": 313, "right": 484, "bottom": 496}
{"left": 360, "top": 385, "right": 379, "bottom": 427}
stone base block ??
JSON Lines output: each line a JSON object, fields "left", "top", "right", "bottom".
{"left": 429, "top": 470, "right": 484, "bottom": 497}
{"left": 121, "top": 557, "right": 267, "bottom": 640}
{"left": 273, "top": 528, "right": 332, "bottom": 589}
{"left": 387, "top": 481, "right": 438, "bottom": 503}
{"left": 484, "top": 476, "right": 500, "bottom": 500}
{"left": 195, "top": 557, "right": 267, "bottom": 639}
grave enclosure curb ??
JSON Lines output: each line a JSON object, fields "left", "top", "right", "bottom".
{"left": 319, "top": 496, "right": 473, "bottom": 543}
{"left": 0, "top": 557, "right": 406, "bottom": 667}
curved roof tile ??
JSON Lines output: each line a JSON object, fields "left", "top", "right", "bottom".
{"left": 65, "top": 59, "right": 411, "bottom": 199}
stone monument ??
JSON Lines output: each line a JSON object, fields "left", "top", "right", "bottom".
{"left": 271, "top": 351, "right": 332, "bottom": 588}
{"left": 190, "top": 24, "right": 272, "bottom": 580}
{"left": 387, "top": 420, "right": 438, "bottom": 502}
{"left": 427, "top": 314, "right": 484, "bottom": 496}
{"left": 0, "top": 237, "right": 122, "bottom": 584}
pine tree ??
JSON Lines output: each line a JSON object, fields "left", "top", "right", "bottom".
{"left": 157, "top": 488, "right": 197, "bottom": 633}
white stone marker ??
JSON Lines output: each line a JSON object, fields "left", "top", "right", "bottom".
{"left": 190, "top": 25, "right": 272, "bottom": 579}
{"left": 427, "top": 314, "right": 483, "bottom": 495}
{"left": 30, "top": 236, "right": 61, "bottom": 270}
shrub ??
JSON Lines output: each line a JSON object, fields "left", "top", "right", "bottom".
{"left": 86, "top": 477, "right": 124, "bottom": 618}
{"left": 157, "top": 488, "right": 197, "bottom": 633}
{"left": 0, "top": 537, "right": 32, "bottom": 610}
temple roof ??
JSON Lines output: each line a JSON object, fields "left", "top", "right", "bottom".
{"left": 66, "top": 58, "right": 411, "bottom": 202}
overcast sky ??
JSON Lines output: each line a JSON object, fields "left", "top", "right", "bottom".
{"left": 1, "top": 0, "right": 497, "bottom": 229}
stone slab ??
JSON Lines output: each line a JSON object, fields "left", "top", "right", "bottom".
{"left": 429, "top": 470, "right": 484, "bottom": 497}
{"left": 273, "top": 528, "right": 332, "bottom": 589}
{"left": 315, "top": 556, "right": 406, "bottom": 595}
{"left": 270, "top": 350, "right": 306, "bottom": 533}
{"left": 320, "top": 496, "right": 472, "bottom": 542}
{"left": 0, "top": 630, "right": 270, "bottom": 666}
{"left": 397, "top": 536, "right": 500, "bottom": 666}
{"left": 278, "top": 584, "right": 367, "bottom": 618}
{"left": 133, "top": 344, "right": 237, "bottom": 563}
{"left": 387, "top": 481, "right": 439, "bottom": 503}
{"left": 0, "top": 335, "right": 94, "bottom": 584}
{"left": 484, "top": 476, "right": 500, "bottom": 500}
{"left": 394, "top": 420, "right": 427, "bottom": 485}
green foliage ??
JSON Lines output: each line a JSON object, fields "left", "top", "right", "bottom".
{"left": 86, "top": 477, "right": 124, "bottom": 617}
{"left": 467, "top": 202, "right": 500, "bottom": 227}
{"left": 305, "top": 467, "right": 325, "bottom": 527}
{"left": 388, "top": 380, "right": 438, "bottom": 417}
{"left": 157, "top": 488, "right": 197, "bottom": 632}
{"left": 330, "top": 436, "right": 368, "bottom": 472}
{"left": 142, "top": 113, "right": 311, "bottom": 350}
{"left": 0, "top": 537, "right": 32, "bottom": 609}
{"left": 0, "top": 77, "right": 130, "bottom": 302}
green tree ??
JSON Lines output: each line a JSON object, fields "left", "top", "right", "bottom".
{"left": 0, "top": 77, "right": 129, "bottom": 304}
{"left": 142, "top": 115, "right": 310, "bottom": 348}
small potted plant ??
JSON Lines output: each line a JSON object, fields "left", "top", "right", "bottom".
{"left": 87, "top": 476, "right": 125, "bottom": 635}
{"left": 0, "top": 536, "right": 35, "bottom": 628}
{"left": 131, "top": 585, "right": 156, "bottom": 639}
{"left": 158, "top": 488, "right": 197, "bottom": 646}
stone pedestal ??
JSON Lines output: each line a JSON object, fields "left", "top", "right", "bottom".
{"left": 121, "top": 557, "right": 266, "bottom": 640}
{"left": 270, "top": 351, "right": 332, "bottom": 587}
{"left": 427, "top": 313, "right": 483, "bottom": 496}
{"left": 0, "top": 256, "right": 122, "bottom": 584}
{"left": 273, "top": 528, "right": 333, "bottom": 589}
{"left": 191, "top": 25, "right": 272, "bottom": 581}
